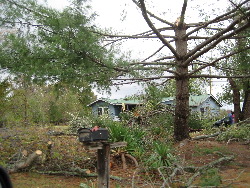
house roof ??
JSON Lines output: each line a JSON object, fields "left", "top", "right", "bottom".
{"left": 88, "top": 98, "right": 142, "bottom": 106}
{"left": 88, "top": 94, "right": 222, "bottom": 107}
{"left": 162, "top": 94, "right": 222, "bottom": 107}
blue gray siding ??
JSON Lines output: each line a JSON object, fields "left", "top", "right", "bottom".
{"left": 91, "top": 101, "right": 121, "bottom": 119}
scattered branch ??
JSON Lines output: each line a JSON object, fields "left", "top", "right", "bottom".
{"left": 186, "top": 155, "right": 235, "bottom": 187}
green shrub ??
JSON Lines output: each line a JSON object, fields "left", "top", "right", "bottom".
{"left": 68, "top": 113, "right": 94, "bottom": 133}
{"left": 188, "top": 112, "right": 204, "bottom": 129}
{"left": 145, "top": 141, "right": 176, "bottom": 169}
{"left": 106, "top": 121, "right": 145, "bottom": 156}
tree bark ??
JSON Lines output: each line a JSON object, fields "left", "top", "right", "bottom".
{"left": 242, "top": 81, "right": 250, "bottom": 120}
{"left": 174, "top": 76, "right": 190, "bottom": 141}
{"left": 174, "top": 22, "right": 190, "bottom": 141}
{"left": 228, "top": 78, "right": 241, "bottom": 123}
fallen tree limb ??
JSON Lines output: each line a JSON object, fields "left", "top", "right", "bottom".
{"left": 186, "top": 155, "right": 235, "bottom": 187}
{"left": 37, "top": 170, "right": 96, "bottom": 177}
{"left": 36, "top": 170, "right": 122, "bottom": 181}
{"left": 8, "top": 150, "right": 42, "bottom": 173}
{"left": 121, "top": 153, "right": 127, "bottom": 169}
{"left": 192, "top": 132, "right": 220, "bottom": 140}
{"left": 124, "top": 154, "right": 139, "bottom": 168}
{"left": 236, "top": 117, "right": 250, "bottom": 126}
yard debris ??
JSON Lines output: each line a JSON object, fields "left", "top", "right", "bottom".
{"left": 157, "top": 154, "right": 235, "bottom": 187}
{"left": 192, "top": 132, "right": 220, "bottom": 140}
{"left": 186, "top": 155, "right": 235, "bottom": 187}
{"left": 8, "top": 150, "right": 42, "bottom": 173}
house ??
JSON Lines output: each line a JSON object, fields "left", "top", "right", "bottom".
{"left": 88, "top": 98, "right": 142, "bottom": 120}
{"left": 88, "top": 94, "right": 222, "bottom": 120}
{"left": 162, "top": 94, "right": 222, "bottom": 115}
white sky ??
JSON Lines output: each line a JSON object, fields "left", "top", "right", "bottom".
{"left": 46, "top": 0, "right": 230, "bottom": 101}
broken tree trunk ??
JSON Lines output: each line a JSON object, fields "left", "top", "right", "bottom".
{"left": 8, "top": 150, "right": 42, "bottom": 173}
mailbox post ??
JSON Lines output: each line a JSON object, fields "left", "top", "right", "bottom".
{"left": 78, "top": 127, "right": 127, "bottom": 188}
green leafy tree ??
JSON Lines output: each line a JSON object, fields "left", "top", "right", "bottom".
{"left": 0, "top": 0, "right": 127, "bottom": 87}
{"left": 0, "top": 79, "right": 11, "bottom": 126}
{"left": 2, "top": 79, "right": 93, "bottom": 126}
{"left": 218, "top": 26, "right": 250, "bottom": 123}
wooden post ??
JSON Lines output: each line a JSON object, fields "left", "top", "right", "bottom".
{"left": 97, "top": 143, "right": 110, "bottom": 188}
{"left": 82, "top": 142, "right": 127, "bottom": 188}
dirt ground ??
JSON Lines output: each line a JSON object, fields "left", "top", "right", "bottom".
{"left": 9, "top": 138, "right": 250, "bottom": 188}
{"left": 174, "top": 139, "right": 250, "bottom": 187}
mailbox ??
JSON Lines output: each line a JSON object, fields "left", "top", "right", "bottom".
{"left": 78, "top": 127, "right": 109, "bottom": 143}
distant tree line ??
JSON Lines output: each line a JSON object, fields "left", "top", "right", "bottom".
{"left": 0, "top": 78, "right": 95, "bottom": 127}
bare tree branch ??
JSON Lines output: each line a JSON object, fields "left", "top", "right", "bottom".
{"left": 188, "top": 45, "right": 250, "bottom": 76}
{"left": 142, "top": 45, "right": 165, "bottom": 62}
{"left": 184, "top": 0, "right": 250, "bottom": 38}
{"left": 184, "top": 14, "right": 250, "bottom": 66}
{"left": 138, "top": 0, "right": 180, "bottom": 59}
{"left": 190, "top": 74, "right": 250, "bottom": 79}
{"left": 132, "top": 0, "right": 174, "bottom": 27}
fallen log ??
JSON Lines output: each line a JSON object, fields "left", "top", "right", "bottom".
{"left": 192, "top": 132, "right": 220, "bottom": 140}
{"left": 37, "top": 170, "right": 95, "bottom": 177}
{"left": 8, "top": 150, "right": 42, "bottom": 173}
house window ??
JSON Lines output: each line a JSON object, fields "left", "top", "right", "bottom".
{"left": 97, "top": 107, "right": 109, "bottom": 116}
{"left": 200, "top": 108, "right": 205, "bottom": 114}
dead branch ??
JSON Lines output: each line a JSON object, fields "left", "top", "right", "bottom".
{"left": 186, "top": 155, "right": 235, "bottom": 187}
{"left": 8, "top": 150, "right": 42, "bottom": 173}
{"left": 221, "top": 169, "right": 245, "bottom": 187}
{"left": 158, "top": 166, "right": 175, "bottom": 188}
{"left": 226, "top": 138, "right": 239, "bottom": 145}
{"left": 124, "top": 154, "right": 139, "bottom": 168}
{"left": 36, "top": 170, "right": 122, "bottom": 181}
{"left": 192, "top": 132, "right": 220, "bottom": 140}
{"left": 158, "top": 165, "right": 186, "bottom": 188}
{"left": 120, "top": 153, "right": 139, "bottom": 170}
{"left": 236, "top": 117, "right": 250, "bottom": 126}
{"left": 37, "top": 170, "right": 95, "bottom": 177}
{"left": 121, "top": 153, "right": 127, "bottom": 170}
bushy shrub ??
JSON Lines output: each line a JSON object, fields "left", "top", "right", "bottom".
{"left": 145, "top": 141, "right": 176, "bottom": 169}
{"left": 68, "top": 113, "right": 94, "bottom": 133}
{"left": 105, "top": 121, "right": 146, "bottom": 156}
{"left": 188, "top": 113, "right": 203, "bottom": 129}
{"left": 217, "top": 124, "right": 250, "bottom": 141}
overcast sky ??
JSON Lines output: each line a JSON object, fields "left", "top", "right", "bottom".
{"left": 46, "top": 0, "right": 230, "bottom": 100}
